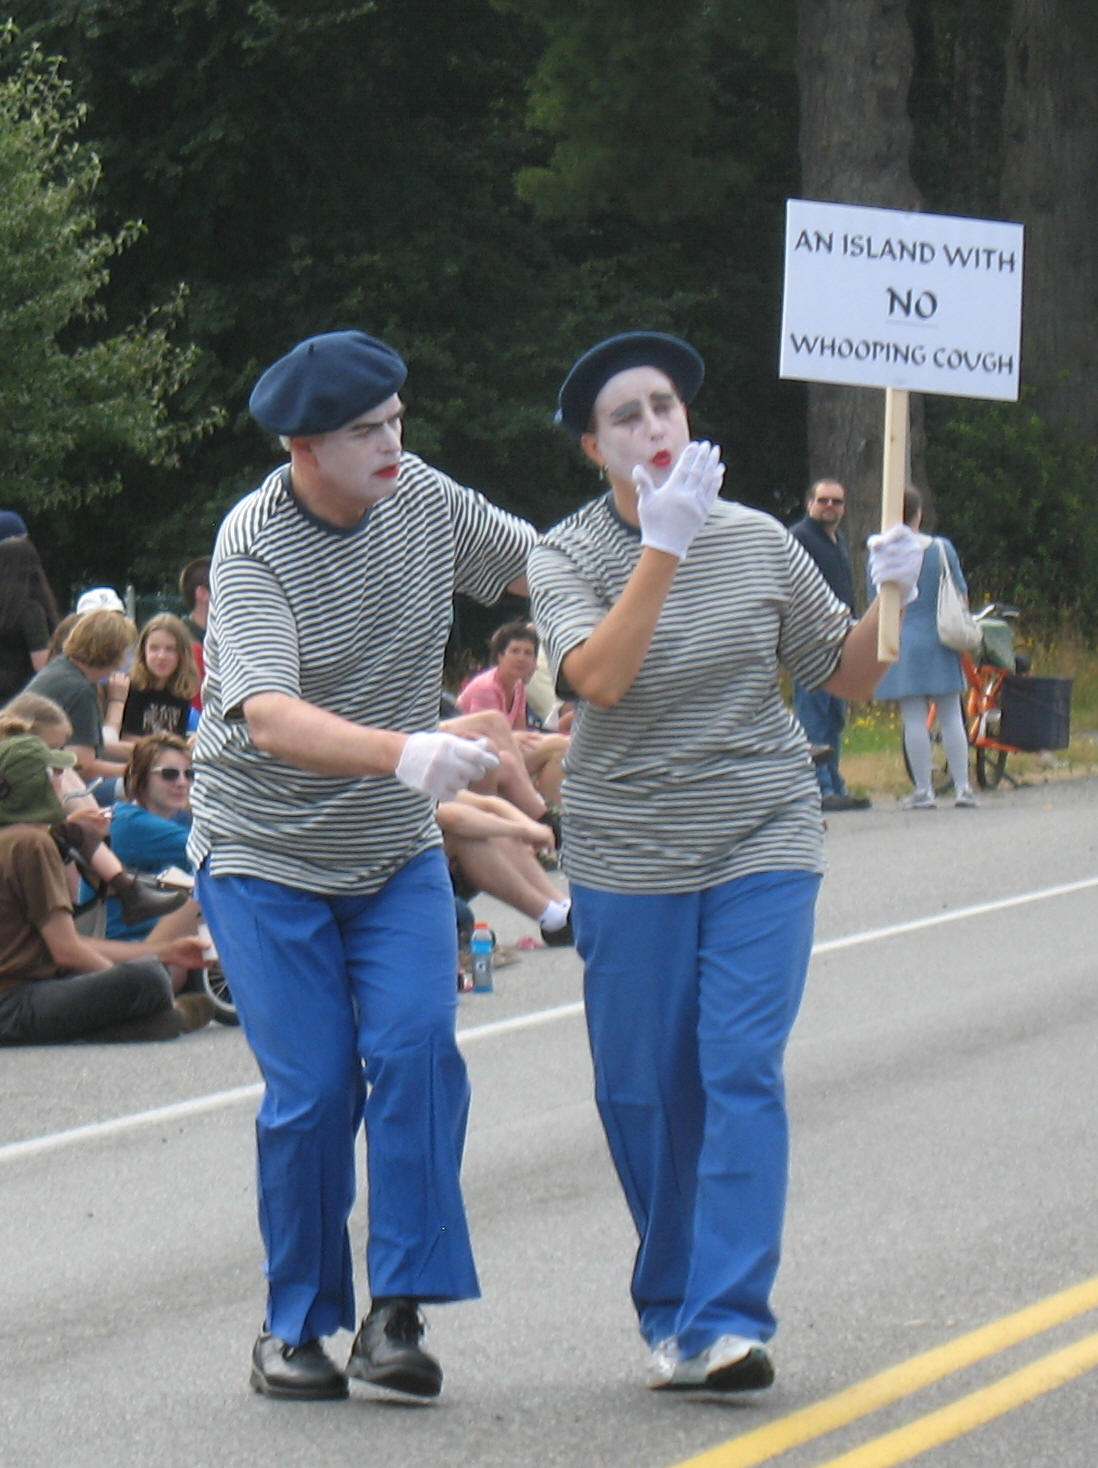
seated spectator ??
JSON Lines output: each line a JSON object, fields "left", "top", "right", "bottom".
{"left": 0, "top": 532, "right": 62, "bottom": 703}
{"left": 105, "top": 733, "right": 199, "bottom": 942}
{"left": 21, "top": 609, "right": 137, "bottom": 785}
{"left": 0, "top": 734, "right": 209, "bottom": 1044}
{"left": 178, "top": 556, "right": 211, "bottom": 711}
{"left": 455, "top": 620, "right": 569, "bottom": 805}
{"left": 120, "top": 614, "right": 200, "bottom": 740}
{"left": 436, "top": 790, "right": 573, "bottom": 947}
{"left": 0, "top": 696, "right": 187, "bottom": 929}
{"left": 45, "top": 612, "right": 82, "bottom": 663}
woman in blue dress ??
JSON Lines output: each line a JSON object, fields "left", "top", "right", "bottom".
{"left": 872, "top": 487, "right": 977, "bottom": 809}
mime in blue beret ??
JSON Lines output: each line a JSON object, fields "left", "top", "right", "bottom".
{"left": 190, "top": 329, "right": 536, "bottom": 1402}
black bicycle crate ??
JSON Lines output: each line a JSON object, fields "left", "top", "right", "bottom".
{"left": 998, "top": 675, "right": 1072, "bottom": 751}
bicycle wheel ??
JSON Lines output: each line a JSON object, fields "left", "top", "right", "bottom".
{"left": 199, "top": 960, "right": 239, "bottom": 1026}
{"left": 975, "top": 746, "right": 1009, "bottom": 790}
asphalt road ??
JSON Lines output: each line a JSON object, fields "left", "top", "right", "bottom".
{"left": 2, "top": 775, "right": 1096, "bottom": 1468}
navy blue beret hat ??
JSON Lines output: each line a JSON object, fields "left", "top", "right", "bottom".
{"left": 556, "top": 331, "right": 705, "bottom": 441}
{"left": 249, "top": 330, "right": 408, "bottom": 436}
{"left": 0, "top": 510, "right": 28, "bottom": 540}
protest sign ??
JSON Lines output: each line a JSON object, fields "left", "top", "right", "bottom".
{"left": 779, "top": 199, "right": 1024, "bottom": 657}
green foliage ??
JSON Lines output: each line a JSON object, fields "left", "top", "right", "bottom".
{"left": 925, "top": 391, "right": 1098, "bottom": 639}
{"left": 0, "top": 28, "right": 219, "bottom": 517}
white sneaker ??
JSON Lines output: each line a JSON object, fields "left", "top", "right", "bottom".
{"left": 646, "top": 1338, "right": 680, "bottom": 1389}
{"left": 901, "top": 789, "right": 937, "bottom": 810}
{"left": 954, "top": 787, "right": 979, "bottom": 808}
{"left": 648, "top": 1333, "right": 774, "bottom": 1392}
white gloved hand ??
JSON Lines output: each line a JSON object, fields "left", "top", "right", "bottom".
{"left": 633, "top": 440, "right": 725, "bottom": 561}
{"left": 395, "top": 732, "right": 500, "bottom": 802}
{"left": 867, "top": 522, "right": 924, "bottom": 606}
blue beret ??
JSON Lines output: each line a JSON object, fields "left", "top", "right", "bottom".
{"left": 249, "top": 330, "right": 408, "bottom": 436}
{"left": 0, "top": 510, "right": 28, "bottom": 540}
{"left": 556, "top": 331, "right": 705, "bottom": 441}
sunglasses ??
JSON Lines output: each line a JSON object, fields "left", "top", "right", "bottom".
{"left": 815, "top": 496, "right": 845, "bottom": 506}
{"left": 150, "top": 767, "right": 195, "bottom": 783}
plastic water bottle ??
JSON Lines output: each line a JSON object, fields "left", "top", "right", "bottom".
{"left": 470, "top": 921, "right": 494, "bottom": 993}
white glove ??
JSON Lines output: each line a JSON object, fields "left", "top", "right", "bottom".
{"left": 395, "top": 732, "right": 500, "bottom": 802}
{"left": 867, "top": 522, "right": 923, "bottom": 606}
{"left": 632, "top": 440, "right": 725, "bottom": 561}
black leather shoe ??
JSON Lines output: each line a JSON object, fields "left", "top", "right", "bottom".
{"left": 346, "top": 1299, "right": 442, "bottom": 1398}
{"left": 115, "top": 875, "right": 188, "bottom": 926}
{"left": 250, "top": 1331, "right": 348, "bottom": 1400}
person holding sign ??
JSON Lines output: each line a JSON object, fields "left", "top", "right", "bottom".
{"left": 528, "top": 331, "right": 923, "bottom": 1395}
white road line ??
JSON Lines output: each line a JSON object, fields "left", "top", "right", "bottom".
{"left": 3, "top": 877, "right": 1094, "bottom": 1167}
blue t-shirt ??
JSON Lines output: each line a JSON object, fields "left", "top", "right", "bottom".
{"left": 101, "top": 801, "right": 192, "bottom": 939}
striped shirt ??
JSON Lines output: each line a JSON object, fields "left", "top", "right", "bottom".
{"left": 527, "top": 493, "right": 854, "bottom": 894}
{"left": 187, "top": 454, "right": 534, "bottom": 893}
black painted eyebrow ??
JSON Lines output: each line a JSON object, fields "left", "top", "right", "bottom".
{"left": 607, "top": 391, "right": 676, "bottom": 424}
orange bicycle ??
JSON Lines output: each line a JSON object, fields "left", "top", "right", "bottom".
{"left": 904, "top": 604, "right": 1024, "bottom": 792}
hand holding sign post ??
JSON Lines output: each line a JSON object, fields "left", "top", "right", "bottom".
{"left": 779, "top": 199, "right": 1024, "bottom": 659}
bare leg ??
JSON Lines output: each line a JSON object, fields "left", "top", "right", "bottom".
{"left": 446, "top": 834, "right": 565, "bottom": 922}
{"left": 515, "top": 732, "right": 569, "bottom": 806}
{"left": 441, "top": 711, "right": 550, "bottom": 820}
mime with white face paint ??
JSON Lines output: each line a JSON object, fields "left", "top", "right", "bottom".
{"left": 528, "top": 331, "right": 923, "bottom": 1395}
{"left": 189, "top": 330, "right": 535, "bottom": 1405}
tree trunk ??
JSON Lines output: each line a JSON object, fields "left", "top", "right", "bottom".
{"left": 795, "top": 0, "right": 925, "bottom": 589}
{"left": 1000, "top": 0, "right": 1098, "bottom": 445}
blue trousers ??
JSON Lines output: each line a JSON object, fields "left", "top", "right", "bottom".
{"left": 571, "top": 870, "right": 819, "bottom": 1357}
{"left": 793, "top": 682, "right": 847, "bottom": 796}
{"left": 196, "top": 848, "right": 479, "bottom": 1346}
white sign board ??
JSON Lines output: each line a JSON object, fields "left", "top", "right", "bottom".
{"left": 779, "top": 199, "right": 1024, "bottom": 402}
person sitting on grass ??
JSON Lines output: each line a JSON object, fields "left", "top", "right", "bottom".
{"left": 0, "top": 734, "right": 210, "bottom": 1044}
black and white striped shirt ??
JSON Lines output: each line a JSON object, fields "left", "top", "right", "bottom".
{"left": 188, "top": 455, "right": 535, "bottom": 893}
{"left": 527, "top": 494, "right": 853, "bottom": 894}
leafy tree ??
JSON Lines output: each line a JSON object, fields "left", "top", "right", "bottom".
{"left": 926, "top": 391, "right": 1098, "bottom": 637}
{"left": 0, "top": 28, "right": 216, "bottom": 535}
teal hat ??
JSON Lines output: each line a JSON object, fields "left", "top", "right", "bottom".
{"left": 249, "top": 330, "right": 408, "bottom": 436}
{"left": 0, "top": 735, "right": 76, "bottom": 827}
{"left": 556, "top": 331, "right": 705, "bottom": 441}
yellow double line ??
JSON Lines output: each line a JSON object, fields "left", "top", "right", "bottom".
{"left": 675, "top": 1275, "right": 1098, "bottom": 1468}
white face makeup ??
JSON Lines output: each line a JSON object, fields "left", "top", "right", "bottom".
{"left": 581, "top": 366, "right": 690, "bottom": 492}
{"left": 300, "top": 394, "right": 406, "bottom": 512}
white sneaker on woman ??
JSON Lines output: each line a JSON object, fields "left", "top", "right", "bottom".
{"left": 954, "top": 787, "right": 979, "bottom": 808}
{"left": 901, "top": 789, "right": 937, "bottom": 810}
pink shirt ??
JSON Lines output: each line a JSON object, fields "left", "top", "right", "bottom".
{"left": 455, "top": 665, "right": 527, "bottom": 730}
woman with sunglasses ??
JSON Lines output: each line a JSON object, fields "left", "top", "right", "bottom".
{"left": 106, "top": 733, "right": 198, "bottom": 940}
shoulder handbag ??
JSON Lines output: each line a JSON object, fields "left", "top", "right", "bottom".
{"left": 935, "top": 539, "right": 981, "bottom": 655}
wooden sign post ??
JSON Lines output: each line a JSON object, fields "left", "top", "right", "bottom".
{"left": 779, "top": 199, "right": 1024, "bottom": 660}
{"left": 878, "top": 385, "right": 908, "bottom": 660}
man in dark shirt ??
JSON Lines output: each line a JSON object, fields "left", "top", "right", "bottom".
{"left": 790, "top": 480, "right": 870, "bottom": 811}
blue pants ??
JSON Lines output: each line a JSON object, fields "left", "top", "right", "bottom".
{"left": 196, "top": 848, "right": 479, "bottom": 1346}
{"left": 794, "top": 682, "right": 847, "bottom": 796}
{"left": 571, "top": 870, "right": 819, "bottom": 1357}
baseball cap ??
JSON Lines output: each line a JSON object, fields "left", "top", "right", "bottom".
{"left": 76, "top": 586, "right": 126, "bottom": 614}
